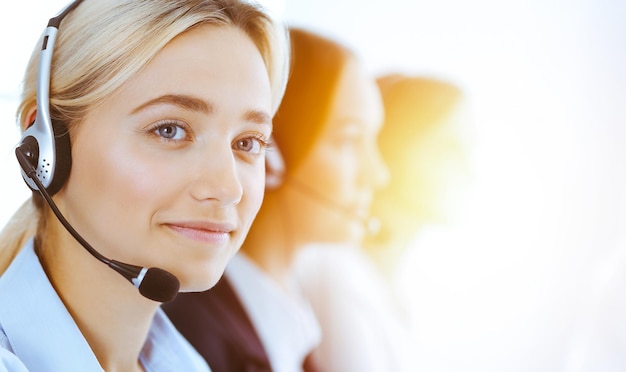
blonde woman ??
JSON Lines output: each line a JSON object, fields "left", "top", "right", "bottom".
{"left": 0, "top": 0, "right": 289, "bottom": 370}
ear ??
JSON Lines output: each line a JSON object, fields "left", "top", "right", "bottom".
{"left": 23, "top": 108, "right": 37, "bottom": 131}
{"left": 265, "top": 139, "right": 285, "bottom": 191}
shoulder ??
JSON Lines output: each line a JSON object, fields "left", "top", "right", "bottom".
{"left": 294, "top": 243, "right": 378, "bottom": 286}
{"left": 295, "top": 243, "right": 363, "bottom": 271}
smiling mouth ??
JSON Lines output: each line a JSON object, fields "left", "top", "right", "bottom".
{"left": 165, "top": 224, "right": 232, "bottom": 244}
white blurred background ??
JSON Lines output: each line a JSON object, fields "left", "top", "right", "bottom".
{"left": 2, "top": 1, "right": 625, "bottom": 371}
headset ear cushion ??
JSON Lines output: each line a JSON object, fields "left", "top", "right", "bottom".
{"left": 45, "top": 119, "right": 72, "bottom": 196}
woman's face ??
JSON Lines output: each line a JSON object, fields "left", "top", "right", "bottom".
{"left": 57, "top": 25, "right": 272, "bottom": 291}
{"left": 286, "top": 59, "right": 389, "bottom": 246}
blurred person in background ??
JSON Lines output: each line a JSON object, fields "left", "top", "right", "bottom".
{"left": 364, "top": 74, "right": 472, "bottom": 281}
{"left": 294, "top": 74, "right": 473, "bottom": 372}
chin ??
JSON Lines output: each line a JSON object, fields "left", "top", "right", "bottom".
{"left": 179, "top": 275, "right": 222, "bottom": 293}
{"left": 176, "top": 263, "right": 227, "bottom": 293}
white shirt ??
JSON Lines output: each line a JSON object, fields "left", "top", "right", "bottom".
{"left": 225, "top": 252, "right": 321, "bottom": 372}
{"left": 0, "top": 238, "right": 210, "bottom": 371}
{"left": 294, "top": 243, "right": 417, "bottom": 372}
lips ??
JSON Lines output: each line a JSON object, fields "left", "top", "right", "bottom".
{"left": 164, "top": 221, "right": 235, "bottom": 244}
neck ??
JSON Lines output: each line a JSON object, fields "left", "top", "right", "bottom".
{"left": 39, "top": 218, "right": 157, "bottom": 371}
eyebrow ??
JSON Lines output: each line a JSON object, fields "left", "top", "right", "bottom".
{"left": 244, "top": 110, "right": 272, "bottom": 126}
{"left": 131, "top": 93, "right": 271, "bottom": 126}
{"left": 131, "top": 94, "right": 212, "bottom": 115}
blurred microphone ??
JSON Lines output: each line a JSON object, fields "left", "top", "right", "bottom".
{"left": 16, "top": 142, "right": 180, "bottom": 303}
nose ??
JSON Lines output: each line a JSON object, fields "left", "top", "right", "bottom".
{"left": 189, "top": 144, "right": 243, "bottom": 206}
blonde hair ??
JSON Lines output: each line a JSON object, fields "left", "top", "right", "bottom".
{"left": 0, "top": 0, "right": 290, "bottom": 273}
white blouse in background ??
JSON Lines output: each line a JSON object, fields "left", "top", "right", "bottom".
{"left": 294, "top": 243, "right": 417, "bottom": 372}
{"left": 225, "top": 252, "right": 321, "bottom": 372}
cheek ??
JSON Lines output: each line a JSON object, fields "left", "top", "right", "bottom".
{"left": 240, "top": 166, "right": 266, "bottom": 224}
{"left": 315, "top": 168, "right": 348, "bottom": 198}
{"left": 68, "top": 139, "right": 178, "bottom": 229}
{"left": 86, "top": 148, "right": 164, "bottom": 200}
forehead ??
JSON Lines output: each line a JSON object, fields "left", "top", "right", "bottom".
{"left": 89, "top": 24, "right": 272, "bottom": 121}
{"left": 149, "top": 25, "right": 264, "bottom": 86}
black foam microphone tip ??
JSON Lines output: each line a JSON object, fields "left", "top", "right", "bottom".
{"left": 138, "top": 268, "right": 180, "bottom": 303}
